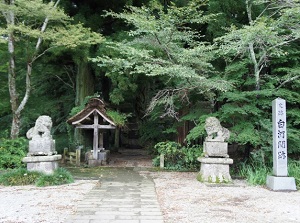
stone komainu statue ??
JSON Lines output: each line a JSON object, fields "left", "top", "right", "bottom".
{"left": 204, "top": 117, "right": 230, "bottom": 142}
{"left": 26, "top": 115, "right": 53, "bottom": 140}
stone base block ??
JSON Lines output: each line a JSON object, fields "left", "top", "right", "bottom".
{"left": 266, "top": 175, "right": 297, "bottom": 191}
{"left": 87, "top": 150, "right": 110, "bottom": 167}
{"left": 28, "top": 139, "right": 55, "bottom": 155}
{"left": 198, "top": 157, "right": 233, "bottom": 183}
{"left": 204, "top": 141, "right": 228, "bottom": 157}
{"left": 22, "top": 155, "right": 61, "bottom": 174}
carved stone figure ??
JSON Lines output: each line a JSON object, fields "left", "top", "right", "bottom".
{"left": 23, "top": 115, "right": 61, "bottom": 174}
{"left": 26, "top": 115, "right": 53, "bottom": 140}
{"left": 205, "top": 117, "right": 230, "bottom": 142}
{"left": 26, "top": 115, "right": 55, "bottom": 155}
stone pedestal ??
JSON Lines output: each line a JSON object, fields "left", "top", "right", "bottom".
{"left": 22, "top": 155, "right": 62, "bottom": 174}
{"left": 87, "top": 150, "right": 110, "bottom": 167}
{"left": 204, "top": 142, "right": 228, "bottom": 157}
{"left": 198, "top": 157, "right": 233, "bottom": 183}
{"left": 266, "top": 175, "right": 297, "bottom": 191}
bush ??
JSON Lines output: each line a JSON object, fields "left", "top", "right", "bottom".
{"left": 0, "top": 168, "right": 42, "bottom": 186}
{"left": 152, "top": 141, "right": 202, "bottom": 171}
{"left": 0, "top": 137, "right": 28, "bottom": 169}
{"left": 35, "top": 168, "right": 74, "bottom": 187}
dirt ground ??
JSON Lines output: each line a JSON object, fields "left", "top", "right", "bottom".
{"left": 0, "top": 148, "right": 299, "bottom": 223}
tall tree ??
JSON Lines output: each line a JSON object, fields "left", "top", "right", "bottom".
{"left": 0, "top": 0, "right": 103, "bottom": 138}
{"left": 92, "top": 1, "right": 230, "bottom": 117}
{"left": 207, "top": 0, "right": 300, "bottom": 155}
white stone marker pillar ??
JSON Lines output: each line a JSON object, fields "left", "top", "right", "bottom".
{"left": 266, "top": 98, "right": 296, "bottom": 191}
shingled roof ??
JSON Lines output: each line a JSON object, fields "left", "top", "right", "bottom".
{"left": 67, "top": 98, "right": 116, "bottom": 126}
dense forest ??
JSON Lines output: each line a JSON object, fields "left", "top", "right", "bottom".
{"left": 0, "top": 0, "right": 299, "bottom": 174}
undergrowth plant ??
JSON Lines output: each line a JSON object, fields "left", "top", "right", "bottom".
{"left": 0, "top": 168, "right": 42, "bottom": 186}
{"left": 0, "top": 168, "right": 74, "bottom": 187}
{"left": 35, "top": 168, "right": 74, "bottom": 187}
{"left": 152, "top": 141, "right": 202, "bottom": 171}
{"left": 0, "top": 137, "right": 28, "bottom": 169}
{"left": 288, "top": 160, "right": 300, "bottom": 189}
{"left": 237, "top": 155, "right": 300, "bottom": 187}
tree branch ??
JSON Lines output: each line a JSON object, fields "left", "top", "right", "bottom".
{"left": 276, "top": 75, "right": 300, "bottom": 90}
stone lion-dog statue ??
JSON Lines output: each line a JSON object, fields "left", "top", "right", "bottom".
{"left": 26, "top": 115, "right": 53, "bottom": 140}
{"left": 205, "top": 117, "right": 230, "bottom": 142}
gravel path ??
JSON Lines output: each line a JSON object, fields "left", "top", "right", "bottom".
{"left": 0, "top": 180, "right": 97, "bottom": 223}
{"left": 150, "top": 171, "right": 300, "bottom": 223}
{"left": 1, "top": 171, "right": 299, "bottom": 223}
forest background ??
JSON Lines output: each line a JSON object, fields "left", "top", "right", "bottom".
{"left": 0, "top": 0, "right": 300, "bottom": 181}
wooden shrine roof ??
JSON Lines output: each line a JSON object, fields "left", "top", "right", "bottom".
{"left": 67, "top": 98, "right": 116, "bottom": 127}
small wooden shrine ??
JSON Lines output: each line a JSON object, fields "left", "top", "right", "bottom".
{"left": 67, "top": 98, "right": 116, "bottom": 161}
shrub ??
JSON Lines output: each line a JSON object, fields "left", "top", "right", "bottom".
{"left": 0, "top": 137, "right": 28, "bottom": 169}
{"left": 35, "top": 168, "right": 74, "bottom": 187}
{"left": 152, "top": 141, "right": 202, "bottom": 171}
{"left": 0, "top": 168, "right": 42, "bottom": 186}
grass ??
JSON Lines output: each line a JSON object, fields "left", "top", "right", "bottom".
{"left": 237, "top": 159, "right": 300, "bottom": 188}
{"left": 288, "top": 160, "right": 300, "bottom": 189}
{"left": 0, "top": 168, "right": 74, "bottom": 187}
{"left": 0, "top": 168, "right": 42, "bottom": 186}
{"left": 238, "top": 163, "right": 272, "bottom": 186}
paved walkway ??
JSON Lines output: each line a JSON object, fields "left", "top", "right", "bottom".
{"left": 65, "top": 167, "right": 163, "bottom": 223}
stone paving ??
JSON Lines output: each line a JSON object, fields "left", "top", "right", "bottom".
{"left": 65, "top": 167, "right": 163, "bottom": 223}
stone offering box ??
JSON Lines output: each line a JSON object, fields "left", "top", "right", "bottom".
{"left": 203, "top": 141, "right": 229, "bottom": 158}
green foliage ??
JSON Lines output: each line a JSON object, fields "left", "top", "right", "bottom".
{"left": 238, "top": 163, "right": 271, "bottom": 186}
{"left": 0, "top": 168, "right": 42, "bottom": 186}
{"left": 106, "top": 110, "right": 131, "bottom": 127}
{"left": 0, "top": 137, "right": 28, "bottom": 169}
{"left": 69, "top": 95, "right": 100, "bottom": 117}
{"left": 238, "top": 159, "right": 300, "bottom": 188}
{"left": 92, "top": 1, "right": 230, "bottom": 112}
{"left": 0, "top": 168, "right": 74, "bottom": 187}
{"left": 152, "top": 141, "right": 202, "bottom": 170}
{"left": 288, "top": 160, "right": 300, "bottom": 189}
{"left": 35, "top": 168, "right": 74, "bottom": 187}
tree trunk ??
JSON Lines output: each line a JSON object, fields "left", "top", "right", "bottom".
{"left": 248, "top": 42, "right": 260, "bottom": 91}
{"left": 74, "top": 60, "right": 95, "bottom": 147}
{"left": 6, "top": 0, "right": 60, "bottom": 138}
{"left": 75, "top": 60, "right": 95, "bottom": 106}
{"left": 6, "top": 0, "right": 19, "bottom": 139}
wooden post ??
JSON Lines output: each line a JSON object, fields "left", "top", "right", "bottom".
{"left": 76, "top": 148, "right": 81, "bottom": 166}
{"left": 114, "top": 127, "right": 120, "bottom": 149}
{"left": 160, "top": 154, "right": 164, "bottom": 169}
{"left": 63, "top": 147, "right": 68, "bottom": 163}
{"left": 93, "top": 112, "right": 99, "bottom": 159}
{"left": 99, "top": 131, "right": 104, "bottom": 149}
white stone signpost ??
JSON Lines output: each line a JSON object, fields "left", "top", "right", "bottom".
{"left": 266, "top": 98, "right": 296, "bottom": 191}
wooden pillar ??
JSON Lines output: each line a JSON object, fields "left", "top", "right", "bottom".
{"left": 99, "top": 131, "right": 104, "bottom": 149}
{"left": 93, "top": 112, "right": 99, "bottom": 159}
